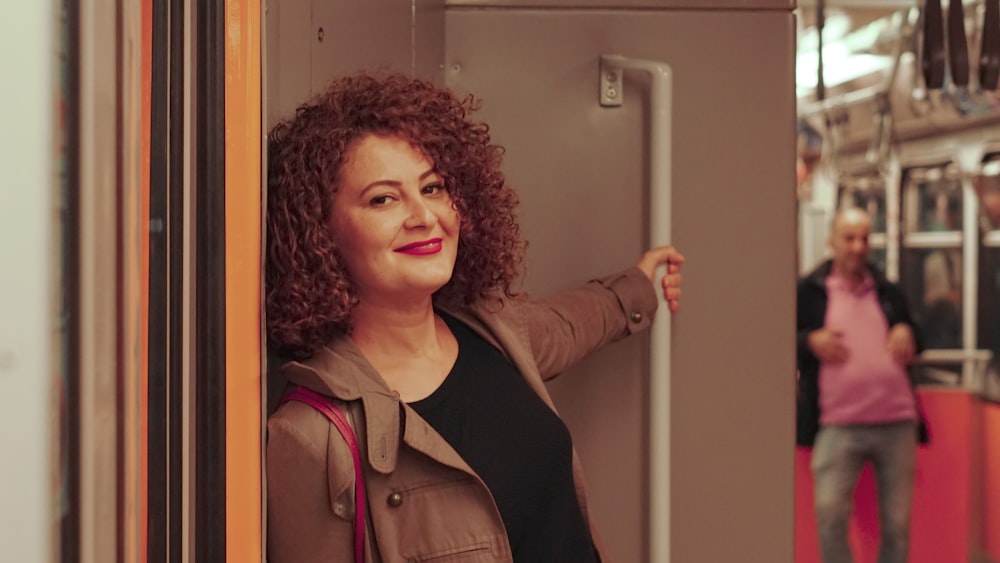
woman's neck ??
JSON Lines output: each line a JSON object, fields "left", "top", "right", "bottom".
{"left": 349, "top": 299, "right": 458, "bottom": 401}
{"left": 350, "top": 298, "right": 444, "bottom": 357}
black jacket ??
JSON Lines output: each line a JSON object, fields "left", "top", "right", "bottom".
{"left": 796, "top": 260, "right": 930, "bottom": 446}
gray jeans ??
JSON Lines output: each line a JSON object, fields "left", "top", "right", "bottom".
{"left": 811, "top": 421, "right": 917, "bottom": 563}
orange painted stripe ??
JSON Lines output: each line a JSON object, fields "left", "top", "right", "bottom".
{"left": 225, "top": 0, "right": 262, "bottom": 561}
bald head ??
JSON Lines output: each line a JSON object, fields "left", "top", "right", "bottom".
{"left": 832, "top": 207, "right": 872, "bottom": 234}
{"left": 829, "top": 208, "right": 872, "bottom": 281}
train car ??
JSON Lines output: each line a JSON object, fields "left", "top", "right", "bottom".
{"left": 796, "top": 1, "right": 1000, "bottom": 561}
{"left": 19, "top": 1, "right": 1000, "bottom": 562}
{"left": 7, "top": 2, "right": 796, "bottom": 561}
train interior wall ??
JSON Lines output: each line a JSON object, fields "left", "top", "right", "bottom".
{"left": 211, "top": 0, "right": 1000, "bottom": 561}
{"left": 442, "top": 5, "right": 796, "bottom": 563}
{"left": 266, "top": 1, "right": 795, "bottom": 562}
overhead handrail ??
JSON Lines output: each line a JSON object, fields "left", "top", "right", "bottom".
{"left": 947, "top": 0, "right": 970, "bottom": 88}
{"left": 980, "top": 0, "right": 1000, "bottom": 90}
{"left": 599, "top": 54, "right": 673, "bottom": 563}
{"left": 799, "top": 84, "right": 882, "bottom": 118}
{"left": 798, "top": 9, "right": 923, "bottom": 120}
{"left": 866, "top": 10, "right": 916, "bottom": 170}
{"left": 922, "top": 0, "right": 946, "bottom": 89}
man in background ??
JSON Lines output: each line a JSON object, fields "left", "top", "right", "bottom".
{"left": 796, "top": 207, "right": 928, "bottom": 563}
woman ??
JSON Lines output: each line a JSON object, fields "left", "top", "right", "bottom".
{"left": 265, "top": 73, "right": 683, "bottom": 563}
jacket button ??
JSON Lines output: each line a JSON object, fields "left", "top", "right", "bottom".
{"left": 387, "top": 492, "right": 403, "bottom": 507}
{"left": 630, "top": 311, "right": 643, "bottom": 323}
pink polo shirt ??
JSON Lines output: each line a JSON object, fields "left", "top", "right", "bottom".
{"left": 818, "top": 273, "right": 917, "bottom": 426}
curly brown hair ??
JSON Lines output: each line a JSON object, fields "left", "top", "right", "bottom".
{"left": 266, "top": 72, "right": 525, "bottom": 360}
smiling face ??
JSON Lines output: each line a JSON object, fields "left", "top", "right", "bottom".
{"left": 329, "top": 134, "right": 461, "bottom": 305}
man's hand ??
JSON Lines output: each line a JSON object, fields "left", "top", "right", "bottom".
{"left": 886, "top": 323, "right": 916, "bottom": 365}
{"left": 808, "top": 328, "right": 848, "bottom": 364}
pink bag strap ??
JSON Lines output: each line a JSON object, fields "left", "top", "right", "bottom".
{"left": 280, "top": 387, "right": 367, "bottom": 563}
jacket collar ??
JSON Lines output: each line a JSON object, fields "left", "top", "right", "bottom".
{"left": 276, "top": 302, "right": 512, "bottom": 475}
{"left": 804, "top": 259, "right": 889, "bottom": 290}
{"left": 279, "top": 337, "right": 403, "bottom": 473}
{"left": 280, "top": 336, "right": 394, "bottom": 401}
{"left": 803, "top": 259, "right": 834, "bottom": 288}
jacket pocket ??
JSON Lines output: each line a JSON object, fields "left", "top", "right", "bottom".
{"left": 372, "top": 475, "right": 509, "bottom": 562}
{"left": 410, "top": 542, "right": 493, "bottom": 561}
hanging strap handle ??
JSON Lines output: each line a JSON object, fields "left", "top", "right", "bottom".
{"left": 980, "top": 0, "right": 1000, "bottom": 89}
{"left": 280, "top": 387, "right": 367, "bottom": 563}
{"left": 922, "top": 0, "right": 946, "bottom": 89}
{"left": 947, "top": 0, "right": 970, "bottom": 87}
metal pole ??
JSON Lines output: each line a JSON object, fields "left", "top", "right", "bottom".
{"left": 600, "top": 54, "right": 673, "bottom": 563}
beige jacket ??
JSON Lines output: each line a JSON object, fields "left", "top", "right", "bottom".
{"left": 266, "top": 267, "right": 658, "bottom": 563}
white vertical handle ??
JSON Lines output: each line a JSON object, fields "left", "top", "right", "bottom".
{"left": 961, "top": 176, "right": 978, "bottom": 386}
{"left": 599, "top": 54, "right": 673, "bottom": 563}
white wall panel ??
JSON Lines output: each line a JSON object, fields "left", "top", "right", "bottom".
{"left": 0, "top": 4, "right": 56, "bottom": 562}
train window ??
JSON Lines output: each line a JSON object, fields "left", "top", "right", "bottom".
{"left": 903, "top": 163, "right": 963, "bottom": 234}
{"left": 838, "top": 174, "right": 887, "bottom": 233}
{"left": 857, "top": 190, "right": 887, "bottom": 233}
{"left": 901, "top": 163, "right": 965, "bottom": 384}
{"left": 977, "top": 156, "right": 1000, "bottom": 230}
{"left": 870, "top": 246, "right": 888, "bottom": 274}
{"left": 837, "top": 173, "right": 888, "bottom": 273}
{"left": 901, "top": 247, "right": 964, "bottom": 350}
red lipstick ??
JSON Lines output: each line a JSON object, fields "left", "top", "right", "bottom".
{"left": 394, "top": 238, "right": 443, "bottom": 255}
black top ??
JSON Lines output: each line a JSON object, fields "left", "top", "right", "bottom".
{"left": 410, "top": 313, "right": 598, "bottom": 563}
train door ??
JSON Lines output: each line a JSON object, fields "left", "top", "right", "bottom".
{"left": 142, "top": 1, "right": 264, "bottom": 561}
{"left": 27, "top": 1, "right": 264, "bottom": 562}
{"left": 439, "top": 3, "right": 797, "bottom": 562}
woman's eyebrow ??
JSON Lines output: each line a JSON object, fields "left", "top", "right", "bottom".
{"left": 358, "top": 168, "right": 439, "bottom": 196}
{"left": 358, "top": 179, "right": 401, "bottom": 197}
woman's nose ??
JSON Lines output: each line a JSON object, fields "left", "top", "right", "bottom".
{"left": 403, "top": 197, "right": 436, "bottom": 228}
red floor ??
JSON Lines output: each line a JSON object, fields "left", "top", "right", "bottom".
{"left": 795, "top": 389, "right": 989, "bottom": 562}
{"left": 985, "top": 403, "right": 1000, "bottom": 562}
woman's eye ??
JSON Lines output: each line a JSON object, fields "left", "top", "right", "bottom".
{"left": 369, "top": 195, "right": 391, "bottom": 206}
{"left": 422, "top": 183, "right": 445, "bottom": 195}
